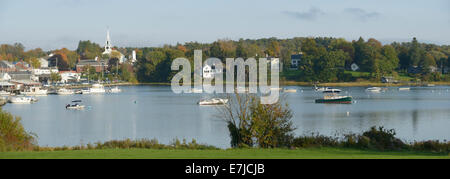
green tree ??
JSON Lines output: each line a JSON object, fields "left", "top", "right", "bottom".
{"left": 219, "top": 93, "right": 295, "bottom": 148}
{"left": 419, "top": 53, "right": 436, "bottom": 74}
{"left": 409, "top": 37, "right": 423, "bottom": 67}
{"left": 265, "top": 40, "right": 280, "bottom": 57}
{"left": 50, "top": 72, "right": 61, "bottom": 83}
{"left": 0, "top": 109, "right": 35, "bottom": 151}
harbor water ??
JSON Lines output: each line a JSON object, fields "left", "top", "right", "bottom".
{"left": 3, "top": 85, "right": 450, "bottom": 148}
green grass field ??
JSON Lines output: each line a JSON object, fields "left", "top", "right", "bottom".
{"left": 0, "top": 148, "right": 448, "bottom": 159}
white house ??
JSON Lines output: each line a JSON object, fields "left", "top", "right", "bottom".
{"left": 203, "top": 64, "right": 222, "bottom": 79}
{"left": 32, "top": 68, "right": 59, "bottom": 75}
{"left": 59, "top": 71, "right": 81, "bottom": 83}
{"left": 0, "top": 73, "right": 11, "bottom": 81}
{"left": 38, "top": 57, "right": 49, "bottom": 68}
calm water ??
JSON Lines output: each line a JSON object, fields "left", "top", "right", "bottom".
{"left": 3, "top": 85, "right": 450, "bottom": 148}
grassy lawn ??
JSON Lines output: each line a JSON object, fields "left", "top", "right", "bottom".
{"left": 0, "top": 148, "right": 448, "bottom": 159}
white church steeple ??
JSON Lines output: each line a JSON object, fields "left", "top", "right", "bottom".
{"left": 103, "top": 29, "right": 112, "bottom": 55}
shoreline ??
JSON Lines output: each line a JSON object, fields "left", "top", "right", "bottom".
{"left": 91, "top": 81, "right": 450, "bottom": 87}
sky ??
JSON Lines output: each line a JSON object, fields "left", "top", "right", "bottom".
{"left": 0, "top": 0, "right": 449, "bottom": 50}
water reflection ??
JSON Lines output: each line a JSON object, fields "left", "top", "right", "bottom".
{"left": 2, "top": 85, "right": 450, "bottom": 148}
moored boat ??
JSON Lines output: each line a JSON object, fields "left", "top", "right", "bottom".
{"left": 283, "top": 88, "right": 297, "bottom": 93}
{"left": 365, "top": 87, "right": 382, "bottom": 93}
{"left": 109, "top": 86, "right": 122, "bottom": 93}
{"left": 89, "top": 83, "right": 106, "bottom": 93}
{"left": 57, "top": 88, "right": 74, "bottom": 95}
{"left": 0, "top": 90, "right": 11, "bottom": 96}
{"left": 65, "top": 100, "right": 85, "bottom": 110}
{"left": 198, "top": 98, "right": 228, "bottom": 105}
{"left": 315, "top": 90, "right": 352, "bottom": 104}
{"left": 21, "top": 87, "right": 48, "bottom": 96}
{"left": 8, "top": 96, "right": 35, "bottom": 104}
{"left": 315, "top": 96, "right": 353, "bottom": 104}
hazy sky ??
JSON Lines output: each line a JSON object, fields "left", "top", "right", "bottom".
{"left": 0, "top": 0, "right": 449, "bottom": 50}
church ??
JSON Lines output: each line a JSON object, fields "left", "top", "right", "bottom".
{"left": 102, "top": 29, "right": 126, "bottom": 63}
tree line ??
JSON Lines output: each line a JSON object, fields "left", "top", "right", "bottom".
{"left": 1, "top": 37, "right": 449, "bottom": 83}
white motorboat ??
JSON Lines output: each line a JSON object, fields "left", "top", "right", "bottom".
{"left": 89, "top": 83, "right": 106, "bottom": 93}
{"left": 398, "top": 87, "right": 410, "bottom": 91}
{"left": 65, "top": 100, "right": 85, "bottom": 110}
{"left": 323, "top": 88, "right": 342, "bottom": 93}
{"left": 21, "top": 87, "right": 48, "bottom": 96}
{"left": 314, "top": 85, "right": 341, "bottom": 93}
{"left": 0, "top": 90, "right": 11, "bottom": 96}
{"left": 283, "top": 88, "right": 297, "bottom": 93}
{"left": 57, "top": 88, "right": 74, "bottom": 95}
{"left": 198, "top": 98, "right": 228, "bottom": 105}
{"left": 314, "top": 85, "right": 325, "bottom": 92}
{"left": 109, "top": 86, "right": 122, "bottom": 93}
{"left": 366, "top": 87, "right": 382, "bottom": 93}
{"left": 9, "top": 96, "right": 35, "bottom": 104}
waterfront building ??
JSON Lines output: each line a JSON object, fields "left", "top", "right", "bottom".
{"left": 59, "top": 71, "right": 81, "bottom": 83}
{"left": 0, "top": 60, "right": 16, "bottom": 72}
{"left": 290, "top": 53, "right": 303, "bottom": 69}
{"left": 202, "top": 64, "right": 222, "bottom": 79}
{"left": 101, "top": 29, "right": 126, "bottom": 63}
{"left": 76, "top": 57, "right": 108, "bottom": 73}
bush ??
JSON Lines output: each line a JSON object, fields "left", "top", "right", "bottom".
{"left": 361, "top": 126, "right": 406, "bottom": 150}
{"left": 411, "top": 140, "right": 450, "bottom": 153}
{"left": 220, "top": 94, "right": 296, "bottom": 148}
{"left": 291, "top": 133, "right": 339, "bottom": 148}
{"left": 0, "top": 109, "right": 36, "bottom": 151}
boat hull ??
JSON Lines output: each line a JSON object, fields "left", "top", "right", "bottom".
{"left": 315, "top": 96, "right": 352, "bottom": 104}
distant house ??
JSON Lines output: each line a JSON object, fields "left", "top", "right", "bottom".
{"left": 9, "top": 71, "right": 32, "bottom": 81}
{"left": 202, "top": 64, "right": 223, "bottom": 79}
{"left": 407, "top": 66, "right": 421, "bottom": 74}
{"left": 0, "top": 60, "right": 16, "bottom": 72}
{"left": 32, "top": 67, "right": 59, "bottom": 75}
{"left": 0, "top": 73, "right": 11, "bottom": 81}
{"left": 59, "top": 71, "right": 81, "bottom": 83}
{"left": 290, "top": 53, "right": 303, "bottom": 69}
{"left": 38, "top": 57, "right": 49, "bottom": 68}
{"left": 76, "top": 57, "right": 108, "bottom": 73}
{"left": 408, "top": 65, "right": 438, "bottom": 74}
{"left": 13, "top": 60, "right": 31, "bottom": 71}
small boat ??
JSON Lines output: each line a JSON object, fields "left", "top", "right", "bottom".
{"left": 315, "top": 90, "right": 352, "bottom": 104}
{"left": 65, "top": 100, "right": 85, "bottom": 110}
{"left": 398, "top": 87, "right": 410, "bottom": 91}
{"left": 89, "top": 83, "right": 106, "bottom": 93}
{"left": 57, "top": 88, "right": 74, "bottom": 95}
{"left": 21, "top": 87, "right": 48, "bottom": 96}
{"left": 283, "top": 88, "right": 297, "bottom": 93}
{"left": 323, "top": 88, "right": 342, "bottom": 93}
{"left": 365, "top": 87, "right": 382, "bottom": 93}
{"left": 191, "top": 88, "right": 203, "bottom": 93}
{"left": 314, "top": 85, "right": 326, "bottom": 92}
{"left": 0, "top": 90, "right": 11, "bottom": 96}
{"left": 9, "top": 96, "right": 35, "bottom": 104}
{"left": 109, "top": 86, "right": 122, "bottom": 93}
{"left": 198, "top": 98, "right": 228, "bottom": 105}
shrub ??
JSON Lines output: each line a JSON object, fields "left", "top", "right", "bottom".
{"left": 0, "top": 109, "right": 36, "bottom": 151}
{"left": 219, "top": 93, "right": 296, "bottom": 148}
{"left": 361, "top": 126, "right": 406, "bottom": 150}
{"left": 291, "top": 133, "right": 339, "bottom": 148}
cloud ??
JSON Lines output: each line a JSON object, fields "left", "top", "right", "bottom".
{"left": 344, "top": 8, "right": 380, "bottom": 22}
{"left": 283, "top": 7, "right": 325, "bottom": 21}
